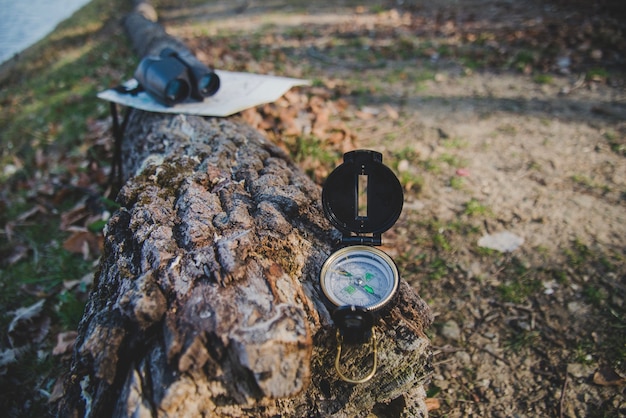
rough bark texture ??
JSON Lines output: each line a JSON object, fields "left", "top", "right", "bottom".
{"left": 57, "top": 3, "right": 433, "bottom": 417}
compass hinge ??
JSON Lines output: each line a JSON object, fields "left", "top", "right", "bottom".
{"left": 341, "top": 235, "right": 381, "bottom": 246}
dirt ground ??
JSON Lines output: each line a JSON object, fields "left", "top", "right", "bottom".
{"left": 159, "top": 0, "right": 625, "bottom": 416}
{"left": 362, "top": 64, "right": 626, "bottom": 416}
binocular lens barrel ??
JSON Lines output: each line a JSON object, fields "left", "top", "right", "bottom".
{"left": 134, "top": 48, "right": 220, "bottom": 106}
{"left": 134, "top": 56, "right": 192, "bottom": 106}
{"left": 161, "top": 48, "right": 220, "bottom": 100}
{"left": 164, "top": 79, "right": 190, "bottom": 104}
{"left": 197, "top": 73, "right": 221, "bottom": 98}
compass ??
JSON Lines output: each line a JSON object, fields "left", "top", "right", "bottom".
{"left": 319, "top": 149, "right": 403, "bottom": 383}
{"left": 320, "top": 245, "right": 399, "bottom": 312}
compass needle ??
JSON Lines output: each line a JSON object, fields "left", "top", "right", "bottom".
{"left": 356, "top": 282, "right": 380, "bottom": 299}
{"left": 333, "top": 268, "right": 353, "bottom": 277}
{"left": 363, "top": 285, "right": 375, "bottom": 295}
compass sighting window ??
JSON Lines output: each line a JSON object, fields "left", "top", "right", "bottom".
{"left": 357, "top": 174, "right": 368, "bottom": 219}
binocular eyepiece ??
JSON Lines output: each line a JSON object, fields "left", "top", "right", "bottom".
{"left": 134, "top": 47, "right": 220, "bottom": 106}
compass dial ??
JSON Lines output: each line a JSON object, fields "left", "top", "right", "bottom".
{"left": 320, "top": 245, "right": 399, "bottom": 312}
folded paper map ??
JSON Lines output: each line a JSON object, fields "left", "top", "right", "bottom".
{"left": 97, "top": 70, "right": 310, "bottom": 117}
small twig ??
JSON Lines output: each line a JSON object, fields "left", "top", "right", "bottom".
{"left": 559, "top": 373, "right": 569, "bottom": 418}
{"left": 571, "top": 73, "right": 586, "bottom": 91}
{"left": 490, "top": 300, "right": 534, "bottom": 313}
{"left": 432, "top": 358, "right": 456, "bottom": 367}
{"left": 431, "top": 345, "right": 466, "bottom": 355}
{"left": 490, "top": 252, "right": 513, "bottom": 277}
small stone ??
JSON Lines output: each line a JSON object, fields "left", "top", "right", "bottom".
{"left": 478, "top": 378, "right": 491, "bottom": 388}
{"left": 557, "top": 56, "right": 571, "bottom": 73}
{"left": 3, "top": 164, "right": 18, "bottom": 177}
{"left": 468, "top": 261, "right": 483, "bottom": 279}
{"left": 484, "top": 343, "right": 499, "bottom": 355}
{"left": 567, "top": 363, "right": 595, "bottom": 378}
{"left": 398, "top": 159, "right": 410, "bottom": 172}
{"left": 455, "top": 350, "right": 471, "bottom": 365}
{"left": 441, "top": 320, "right": 462, "bottom": 341}
{"left": 567, "top": 301, "right": 589, "bottom": 315}
{"left": 478, "top": 231, "right": 524, "bottom": 252}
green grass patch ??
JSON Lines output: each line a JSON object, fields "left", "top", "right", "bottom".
{"left": 0, "top": 0, "right": 135, "bottom": 180}
{"left": 586, "top": 67, "right": 609, "bottom": 81}
{"left": 505, "top": 330, "right": 540, "bottom": 353}
{"left": 0, "top": 1, "right": 132, "bottom": 415}
{"left": 0, "top": 238, "right": 92, "bottom": 318}
{"left": 511, "top": 49, "right": 537, "bottom": 72}
{"left": 497, "top": 123, "right": 518, "bottom": 136}
{"left": 441, "top": 137, "right": 468, "bottom": 149}
{"left": 449, "top": 176, "right": 464, "bottom": 190}
{"left": 550, "top": 268, "right": 569, "bottom": 285}
{"left": 389, "top": 147, "right": 424, "bottom": 193}
{"left": 570, "top": 174, "right": 612, "bottom": 198}
{"left": 496, "top": 257, "right": 542, "bottom": 304}
{"left": 533, "top": 73, "right": 553, "bottom": 84}
{"left": 563, "top": 238, "right": 592, "bottom": 268}
{"left": 56, "top": 289, "right": 88, "bottom": 329}
{"left": 604, "top": 130, "right": 625, "bottom": 156}
{"left": 582, "top": 284, "right": 607, "bottom": 307}
{"left": 428, "top": 257, "right": 450, "bottom": 280}
{"left": 419, "top": 158, "right": 442, "bottom": 174}
{"left": 439, "top": 153, "right": 466, "bottom": 168}
{"left": 463, "top": 198, "right": 491, "bottom": 217}
{"left": 287, "top": 135, "right": 340, "bottom": 181}
{"left": 391, "top": 146, "right": 419, "bottom": 162}
{"left": 398, "top": 171, "right": 424, "bottom": 194}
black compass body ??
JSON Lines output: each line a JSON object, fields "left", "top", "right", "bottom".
{"left": 319, "top": 150, "right": 404, "bottom": 383}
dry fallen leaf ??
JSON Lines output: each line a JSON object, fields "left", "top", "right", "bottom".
{"left": 0, "top": 348, "right": 18, "bottom": 368}
{"left": 8, "top": 299, "right": 45, "bottom": 334}
{"left": 47, "top": 378, "right": 66, "bottom": 404}
{"left": 16, "top": 205, "right": 46, "bottom": 222}
{"left": 60, "top": 201, "right": 89, "bottom": 231}
{"left": 8, "top": 299, "right": 51, "bottom": 347}
{"left": 63, "top": 272, "right": 94, "bottom": 291}
{"left": 425, "top": 397, "right": 441, "bottom": 411}
{"left": 383, "top": 104, "right": 399, "bottom": 120}
{"left": 6, "top": 245, "right": 29, "bottom": 266}
{"left": 312, "top": 107, "right": 331, "bottom": 137}
{"left": 62, "top": 230, "right": 103, "bottom": 259}
{"left": 355, "top": 108, "right": 377, "bottom": 120}
{"left": 52, "top": 331, "right": 78, "bottom": 356}
{"left": 593, "top": 366, "right": 626, "bottom": 386}
{"left": 241, "top": 108, "right": 263, "bottom": 129}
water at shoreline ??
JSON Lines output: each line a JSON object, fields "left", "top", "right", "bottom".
{"left": 0, "top": 0, "right": 91, "bottom": 64}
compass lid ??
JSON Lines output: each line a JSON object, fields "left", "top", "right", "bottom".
{"left": 322, "top": 150, "right": 403, "bottom": 242}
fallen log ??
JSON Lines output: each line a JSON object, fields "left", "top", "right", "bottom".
{"left": 57, "top": 2, "right": 433, "bottom": 417}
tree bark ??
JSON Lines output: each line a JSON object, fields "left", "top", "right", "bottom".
{"left": 58, "top": 2, "right": 433, "bottom": 417}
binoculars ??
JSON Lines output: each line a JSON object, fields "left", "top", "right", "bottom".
{"left": 134, "top": 47, "right": 220, "bottom": 106}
